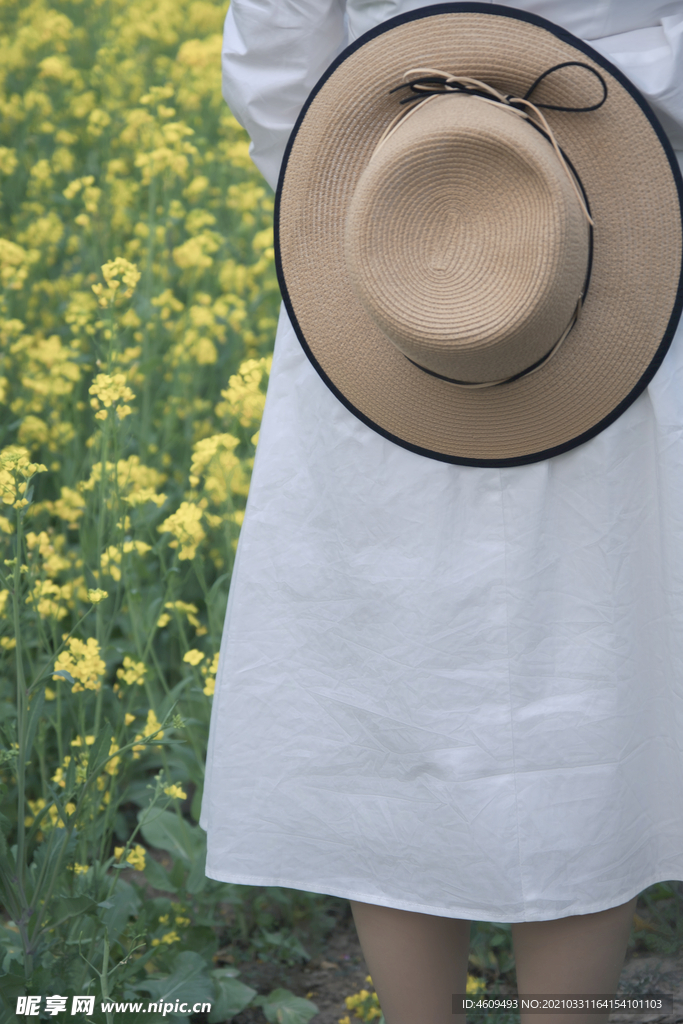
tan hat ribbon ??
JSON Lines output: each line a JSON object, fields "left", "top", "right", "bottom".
{"left": 386, "top": 61, "right": 607, "bottom": 228}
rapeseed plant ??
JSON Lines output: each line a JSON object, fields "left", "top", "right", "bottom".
{"left": 0, "top": 0, "right": 302, "bottom": 1014}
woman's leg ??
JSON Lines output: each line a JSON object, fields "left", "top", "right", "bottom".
{"left": 512, "top": 896, "right": 637, "bottom": 1024}
{"left": 350, "top": 900, "right": 471, "bottom": 1024}
{"left": 350, "top": 896, "right": 637, "bottom": 1024}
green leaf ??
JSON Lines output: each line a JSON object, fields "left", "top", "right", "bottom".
{"left": 88, "top": 724, "right": 114, "bottom": 775}
{"left": 144, "top": 855, "right": 178, "bottom": 893}
{"left": 254, "top": 929, "right": 310, "bottom": 965}
{"left": 190, "top": 784, "right": 203, "bottom": 823}
{"left": 182, "top": 925, "right": 217, "bottom": 962}
{"left": 209, "top": 971, "right": 256, "bottom": 1022}
{"left": 257, "top": 988, "right": 319, "bottom": 1024}
{"left": 169, "top": 857, "right": 187, "bottom": 889}
{"left": 51, "top": 670, "right": 75, "bottom": 686}
{"left": 24, "top": 687, "right": 45, "bottom": 758}
{"left": 138, "top": 808, "right": 203, "bottom": 862}
{"left": 26, "top": 828, "right": 74, "bottom": 900}
{"left": 0, "top": 827, "right": 16, "bottom": 894}
{"left": 0, "top": 923, "right": 23, "bottom": 975}
{"left": 185, "top": 837, "right": 207, "bottom": 894}
{"left": 49, "top": 894, "right": 97, "bottom": 927}
{"left": 139, "top": 950, "right": 214, "bottom": 1006}
{"left": 0, "top": 966, "right": 26, "bottom": 1002}
{"left": 64, "top": 914, "right": 97, "bottom": 944}
{"left": 100, "top": 879, "right": 140, "bottom": 941}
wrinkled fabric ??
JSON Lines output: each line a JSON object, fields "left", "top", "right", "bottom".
{"left": 201, "top": 0, "right": 683, "bottom": 921}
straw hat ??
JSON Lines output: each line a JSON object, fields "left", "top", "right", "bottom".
{"left": 275, "top": 2, "right": 683, "bottom": 466}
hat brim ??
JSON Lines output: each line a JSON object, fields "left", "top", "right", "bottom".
{"left": 275, "top": 2, "right": 683, "bottom": 467}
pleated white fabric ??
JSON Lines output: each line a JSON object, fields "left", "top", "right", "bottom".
{"left": 201, "top": 0, "right": 683, "bottom": 922}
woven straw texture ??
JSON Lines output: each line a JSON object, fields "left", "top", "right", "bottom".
{"left": 345, "top": 93, "right": 590, "bottom": 383}
{"left": 277, "top": 10, "right": 682, "bottom": 463}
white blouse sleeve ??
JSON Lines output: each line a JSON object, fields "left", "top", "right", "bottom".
{"left": 590, "top": 12, "right": 683, "bottom": 152}
{"left": 222, "top": 0, "right": 347, "bottom": 189}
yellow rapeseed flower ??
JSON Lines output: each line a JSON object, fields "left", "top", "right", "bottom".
{"left": 188, "top": 433, "right": 241, "bottom": 505}
{"left": 151, "top": 930, "right": 181, "bottom": 947}
{"left": 89, "top": 372, "right": 136, "bottom": 421}
{"left": 216, "top": 356, "right": 271, "bottom": 428}
{"left": 26, "top": 531, "right": 70, "bottom": 575}
{"left": 344, "top": 980, "right": 383, "bottom": 1022}
{"left": 99, "top": 540, "right": 151, "bottom": 581}
{"left": 26, "top": 799, "right": 76, "bottom": 837}
{"left": 116, "top": 655, "right": 146, "bottom": 686}
{"left": 70, "top": 735, "right": 95, "bottom": 747}
{"left": 0, "top": 239, "right": 33, "bottom": 291}
{"left": 156, "top": 600, "right": 205, "bottom": 633}
{"left": 51, "top": 486, "right": 86, "bottom": 527}
{"left": 164, "top": 784, "right": 187, "bottom": 800}
{"left": 182, "top": 648, "right": 204, "bottom": 666}
{"left": 132, "top": 709, "right": 164, "bottom": 758}
{"left": 104, "top": 741, "right": 121, "bottom": 775}
{"left": 91, "top": 258, "right": 141, "bottom": 307}
{"left": 158, "top": 501, "right": 205, "bottom": 560}
{"left": 202, "top": 652, "right": 219, "bottom": 697}
{"left": 53, "top": 636, "right": 105, "bottom": 693}
{"left": 0, "top": 446, "right": 47, "bottom": 509}
{"left": 144, "top": 709, "right": 163, "bottom": 738}
{"left": 114, "top": 843, "right": 146, "bottom": 871}
{"left": 26, "top": 579, "right": 68, "bottom": 620}
{"left": 51, "top": 757, "right": 70, "bottom": 788}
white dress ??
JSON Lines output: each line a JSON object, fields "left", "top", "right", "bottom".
{"left": 201, "top": 0, "right": 683, "bottom": 922}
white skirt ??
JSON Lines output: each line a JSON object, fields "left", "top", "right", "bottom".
{"left": 201, "top": 303, "right": 683, "bottom": 922}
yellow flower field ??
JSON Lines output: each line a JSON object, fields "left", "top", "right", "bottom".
{"left": 1, "top": 0, "right": 680, "bottom": 1015}
{"left": 0, "top": 0, "right": 317, "bottom": 1014}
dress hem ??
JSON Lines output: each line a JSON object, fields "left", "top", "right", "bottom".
{"left": 202, "top": 865, "right": 681, "bottom": 923}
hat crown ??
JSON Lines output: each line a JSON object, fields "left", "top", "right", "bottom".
{"left": 345, "top": 93, "right": 590, "bottom": 383}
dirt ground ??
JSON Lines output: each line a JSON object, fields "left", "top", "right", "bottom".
{"left": 228, "top": 914, "right": 683, "bottom": 1024}
{"left": 611, "top": 953, "right": 683, "bottom": 1024}
{"left": 228, "top": 912, "right": 372, "bottom": 1024}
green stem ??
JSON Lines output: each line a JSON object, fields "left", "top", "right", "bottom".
{"left": 141, "top": 173, "right": 158, "bottom": 442}
{"left": 93, "top": 420, "right": 110, "bottom": 737}
{"left": 56, "top": 677, "right": 63, "bottom": 765}
{"left": 37, "top": 719, "right": 48, "bottom": 802}
{"left": 12, "top": 502, "right": 32, "bottom": 977}
{"left": 28, "top": 823, "right": 60, "bottom": 928}
{"left": 96, "top": 772, "right": 117, "bottom": 866}
{"left": 101, "top": 933, "right": 113, "bottom": 1024}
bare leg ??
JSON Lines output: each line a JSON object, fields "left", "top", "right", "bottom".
{"left": 350, "top": 896, "right": 636, "bottom": 1024}
{"left": 350, "top": 900, "right": 471, "bottom": 1024}
{"left": 512, "top": 896, "right": 637, "bottom": 1024}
